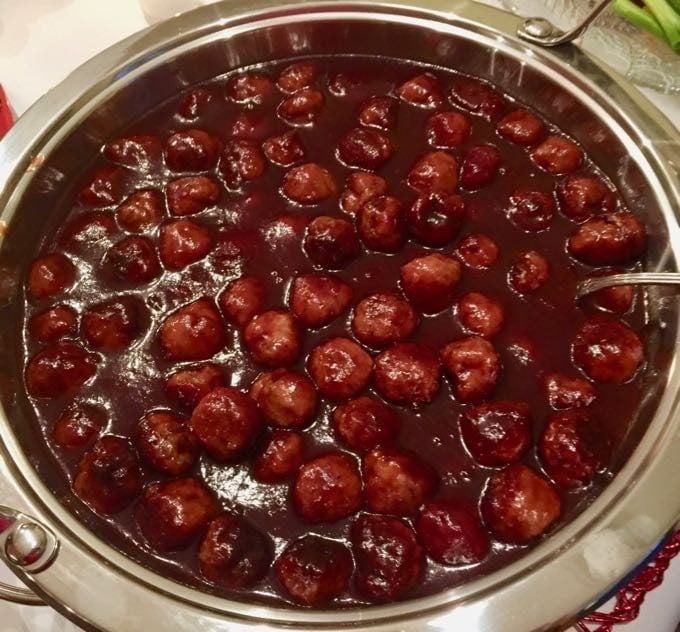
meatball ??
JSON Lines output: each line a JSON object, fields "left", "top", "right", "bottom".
{"left": 104, "top": 134, "right": 161, "bottom": 169}
{"left": 441, "top": 336, "right": 501, "bottom": 403}
{"left": 293, "top": 452, "right": 363, "bottom": 522}
{"left": 456, "top": 292, "right": 504, "bottom": 338}
{"left": 506, "top": 190, "right": 556, "bottom": 233}
{"left": 165, "top": 129, "right": 220, "bottom": 172}
{"left": 307, "top": 337, "right": 373, "bottom": 400}
{"left": 303, "top": 216, "right": 360, "bottom": 269}
{"left": 572, "top": 316, "right": 644, "bottom": 384}
{"left": 166, "top": 176, "right": 220, "bottom": 216}
{"left": 252, "top": 430, "right": 305, "bottom": 483}
{"left": 135, "top": 478, "right": 219, "bottom": 552}
{"left": 136, "top": 410, "right": 199, "bottom": 476}
{"left": 400, "top": 253, "right": 461, "bottom": 314}
{"left": 396, "top": 73, "right": 443, "bottom": 108}
{"left": 351, "top": 292, "right": 419, "bottom": 348}
{"left": 159, "top": 218, "right": 213, "bottom": 269}
{"left": 289, "top": 273, "right": 353, "bottom": 328}
{"left": 373, "top": 343, "right": 441, "bottom": 407}
{"left": 275, "top": 536, "right": 353, "bottom": 606}
{"left": 589, "top": 270, "right": 635, "bottom": 314}
{"left": 481, "top": 463, "right": 562, "bottom": 543}
{"left": 543, "top": 373, "right": 596, "bottom": 410}
{"left": 243, "top": 310, "right": 302, "bottom": 367}
{"left": 116, "top": 189, "right": 164, "bottom": 233}
{"left": 27, "top": 253, "right": 75, "bottom": 300}
{"left": 332, "top": 396, "right": 401, "bottom": 453}
{"left": 25, "top": 341, "right": 97, "bottom": 399}
{"left": 358, "top": 96, "right": 398, "bottom": 130}
{"left": 277, "top": 61, "right": 318, "bottom": 93}
{"left": 59, "top": 211, "right": 116, "bottom": 251}
{"left": 508, "top": 250, "right": 550, "bottom": 294}
{"left": 496, "top": 109, "right": 545, "bottom": 146}
{"left": 29, "top": 304, "right": 77, "bottom": 342}
{"left": 357, "top": 195, "right": 406, "bottom": 253}
{"left": 249, "top": 369, "right": 317, "bottom": 428}
{"left": 282, "top": 163, "right": 337, "bottom": 204}
{"left": 556, "top": 175, "right": 615, "bottom": 222}
{"left": 262, "top": 130, "right": 305, "bottom": 167}
{"left": 177, "top": 87, "right": 213, "bottom": 120}
{"left": 219, "top": 139, "right": 266, "bottom": 190}
{"left": 339, "top": 171, "right": 387, "bottom": 215}
{"left": 460, "top": 401, "right": 531, "bottom": 467}
{"left": 190, "top": 387, "right": 263, "bottom": 460}
{"left": 567, "top": 212, "right": 646, "bottom": 266}
{"left": 531, "top": 135, "right": 583, "bottom": 175}
{"left": 218, "top": 276, "right": 265, "bottom": 328}
{"left": 105, "top": 236, "right": 161, "bottom": 284}
{"left": 81, "top": 298, "right": 145, "bottom": 350}
{"left": 455, "top": 233, "right": 499, "bottom": 270}
{"left": 73, "top": 436, "right": 142, "bottom": 514}
{"left": 415, "top": 498, "right": 490, "bottom": 566}
{"left": 460, "top": 145, "right": 502, "bottom": 190}
{"left": 337, "top": 128, "right": 393, "bottom": 170}
{"left": 159, "top": 299, "right": 226, "bottom": 361}
{"left": 352, "top": 513, "right": 423, "bottom": 602}
{"left": 78, "top": 166, "right": 126, "bottom": 207}
{"left": 277, "top": 87, "right": 324, "bottom": 124}
{"left": 199, "top": 513, "right": 272, "bottom": 588}
{"left": 426, "top": 111, "right": 471, "bottom": 148}
{"left": 165, "top": 364, "right": 226, "bottom": 410}
{"left": 225, "top": 73, "right": 275, "bottom": 105}
{"left": 52, "top": 403, "right": 106, "bottom": 449}
{"left": 407, "top": 151, "right": 459, "bottom": 194}
{"left": 407, "top": 192, "right": 466, "bottom": 247}
{"left": 449, "top": 76, "right": 506, "bottom": 119}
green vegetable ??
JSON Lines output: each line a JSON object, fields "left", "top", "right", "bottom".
{"left": 613, "top": 0, "right": 680, "bottom": 54}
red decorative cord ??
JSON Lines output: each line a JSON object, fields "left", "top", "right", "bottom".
{"left": 575, "top": 530, "right": 680, "bottom": 632}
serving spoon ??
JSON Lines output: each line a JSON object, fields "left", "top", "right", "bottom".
{"left": 576, "top": 272, "right": 680, "bottom": 298}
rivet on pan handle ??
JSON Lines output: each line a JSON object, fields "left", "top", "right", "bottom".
{"left": 0, "top": 505, "right": 59, "bottom": 605}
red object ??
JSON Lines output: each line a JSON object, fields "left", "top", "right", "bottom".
{"left": 0, "top": 84, "right": 13, "bottom": 138}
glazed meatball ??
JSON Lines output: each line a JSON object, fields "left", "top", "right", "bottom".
{"left": 363, "top": 447, "right": 437, "bottom": 516}
{"left": 396, "top": 73, "right": 443, "bottom": 108}
{"left": 358, "top": 96, "right": 398, "bottom": 130}
{"left": 218, "top": 276, "right": 266, "bottom": 328}
{"left": 293, "top": 452, "right": 363, "bottom": 522}
{"left": 104, "top": 134, "right": 161, "bottom": 169}
{"left": 407, "top": 192, "right": 466, "bottom": 247}
{"left": 199, "top": 513, "right": 272, "bottom": 588}
{"left": 455, "top": 233, "right": 499, "bottom": 270}
{"left": 303, "top": 216, "right": 360, "bottom": 269}
{"left": 190, "top": 387, "right": 263, "bottom": 460}
{"left": 277, "top": 61, "right": 318, "bottom": 93}
{"left": 78, "top": 166, "right": 126, "bottom": 207}
{"left": 275, "top": 535, "right": 353, "bottom": 606}
{"left": 407, "top": 151, "right": 458, "bottom": 194}
{"left": 449, "top": 76, "right": 506, "bottom": 119}
{"left": 456, "top": 292, "right": 504, "bottom": 338}
{"left": 177, "top": 88, "right": 213, "bottom": 120}
{"left": 73, "top": 436, "right": 142, "bottom": 514}
{"left": 289, "top": 273, "right": 353, "bottom": 328}
{"left": 351, "top": 292, "right": 419, "bottom": 348}
{"left": 250, "top": 369, "right": 317, "bottom": 428}
{"left": 481, "top": 463, "right": 562, "bottom": 543}
{"left": 508, "top": 250, "right": 550, "bottom": 294}
{"left": 496, "top": 109, "right": 545, "bottom": 146}
{"left": 166, "top": 176, "right": 220, "bottom": 216}
{"left": 572, "top": 316, "right": 644, "bottom": 383}
{"left": 165, "top": 129, "right": 220, "bottom": 172}
{"left": 252, "top": 430, "right": 305, "bottom": 483}
{"left": 116, "top": 190, "right": 164, "bottom": 233}
{"left": 27, "top": 253, "right": 75, "bottom": 300}
{"left": 243, "top": 310, "right": 301, "bottom": 367}
{"left": 282, "top": 163, "right": 337, "bottom": 204}
{"left": 229, "top": 110, "right": 272, "bottom": 140}
{"left": 589, "top": 270, "right": 635, "bottom": 314}
{"left": 506, "top": 190, "right": 556, "bottom": 233}
{"left": 105, "top": 236, "right": 161, "bottom": 284}
{"left": 277, "top": 87, "right": 325, "bottom": 124}
{"left": 262, "top": 130, "right": 305, "bottom": 166}
{"left": 415, "top": 498, "right": 490, "bottom": 566}
{"left": 400, "top": 253, "right": 461, "bottom": 314}
{"left": 25, "top": 342, "right": 97, "bottom": 399}
{"left": 135, "top": 478, "right": 219, "bottom": 551}
{"left": 337, "top": 127, "right": 393, "bottom": 170}
{"left": 159, "top": 218, "right": 213, "bottom": 269}
{"left": 441, "top": 336, "right": 501, "bottom": 403}
{"left": 308, "top": 337, "right": 373, "bottom": 400}
{"left": 332, "top": 396, "right": 401, "bottom": 453}
{"left": 352, "top": 513, "right": 423, "bottom": 602}
{"left": 531, "top": 136, "right": 583, "bottom": 175}
{"left": 544, "top": 373, "right": 596, "bottom": 410}
{"left": 225, "top": 73, "right": 275, "bottom": 104}
{"left": 29, "top": 304, "right": 77, "bottom": 342}
{"left": 460, "top": 145, "right": 502, "bottom": 190}
{"left": 567, "top": 212, "right": 645, "bottom": 266}
{"left": 219, "top": 139, "right": 266, "bottom": 189}
{"left": 159, "top": 299, "right": 226, "bottom": 361}
{"left": 52, "top": 403, "right": 106, "bottom": 449}
{"left": 81, "top": 298, "right": 145, "bottom": 350}
{"left": 165, "top": 364, "right": 226, "bottom": 410}
{"left": 136, "top": 410, "right": 199, "bottom": 476}
{"left": 374, "top": 343, "right": 441, "bottom": 407}
{"left": 460, "top": 401, "right": 531, "bottom": 467}
{"left": 556, "top": 175, "right": 615, "bottom": 222}
{"left": 357, "top": 195, "right": 406, "bottom": 253}
{"left": 339, "top": 171, "right": 387, "bottom": 215}
{"left": 426, "top": 111, "right": 471, "bottom": 148}
{"left": 59, "top": 211, "right": 116, "bottom": 251}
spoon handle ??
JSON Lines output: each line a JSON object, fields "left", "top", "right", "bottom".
{"left": 577, "top": 272, "right": 680, "bottom": 297}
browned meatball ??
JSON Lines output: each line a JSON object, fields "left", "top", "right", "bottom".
{"left": 165, "top": 364, "right": 226, "bottom": 410}
{"left": 78, "top": 166, "right": 126, "bottom": 207}
{"left": 481, "top": 463, "right": 562, "bottom": 543}
{"left": 104, "top": 134, "right": 162, "bottom": 169}
{"left": 568, "top": 213, "right": 646, "bottom": 266}
{"left": 426, "top": 111, "right": 471, "bottom": 147}
{"left": 225, "top": 73, "right": 275, "bottom": 105}
{"left": 339, "top": 171, "right": 387, "bottom": 215}
{"left": 307, "top": 337, "right": 373, "bottom": 400}
{"left": 331, "top": 396, "right": 401, "bottom": 453}
{"left": 351, "top": 292, "right": 419, "bottom": 348}
{"left": 363, "top": 447, "right": 437, "bottom": 515}
{"left": 293, "top": 452, "right": 363, "bottom": 522}
{"left": 277, "top": 61, "right": 318, "bottom": 93}
{"left": 249, "top": 369, "right": 317, "bottom": 428}
{"left": 289, "top": 273, "right": 353, "bottom": 328}
{"left": 59, "top": 211, "right": 116, "bottom": 251}
{"left": 274, "top": 535, "right": 353, "bottom": 606}
{"left": 262, "top": 130, "right": 305, "bottom": 166}
{"left": 543, "top": 373, "right": 596, "bottom": 410}
{"left": 116, "top": 190, "right": 164, "bottom": 233}
{"left": 218, "top": 276, "right": 265, "bottom": 328}
{"left": 407, "top": 192, "right": 466, "bottom": 247}
{"left": 572, "top": 316, "right": 644, "bottom": 383}
{"left": 252, "top": 430, "right": 305, "bottom": 483}
{"left": 455, "top": 233, "right": 499, "bottom": 270}
{"left": 407, "top": 151, "right": 458, "bottom": 194}
{"left": 400, "top": 253, "right": 461, "bottom": 314}
{"left": 282, "top": 163, "right": 337, "bottom": 204}
{"left": 73, "top": 436, "right": 142, "bottom": 514}
{"left": 508, "top": 250, "right": 550, "bottom": 294}
{"left": 337, "top": 128, "right": 393, "bottom": 170}
{"left": 456, "top": 292, "right": 504, "bottom": 338}
{"left": 557, "top": 175, "right": 615, "bottom": 222}
{"left": 460, "top": 145, "right": 501, "bottom": 190}
{"left": 374, "top": 343, "right": 441, "bottom": 407}
{"left": 166, "top": 176, "right": 220, "bottom": 216}
{"left": 135, "top": 478, "right": 219, "bottom": 551}
{"left": 396, "top": 73, "right": 443, "bottom": 108}
{"left": 52, "top": 403, "right": 106, "bottom": 449}
{"left": 27, "top": 253, "right": 75, "bottom": 300}
{"left": 506, "top": 190, "right": 556, "bottom": 233}
{"left": 531, "top": 136, "right": 582, "bottom": 175}
{"left": 165, "top": 129, "right": 220, "bottom": 172}
{"left": 177, "top": 88, "right": 213, "bottom": 120}
{"left": 303, "top": 216, "right": 360, "bottom": 269}
{"left": 449, "top": 76, "right": 506, "bottom": 119}
{"left": 190, "top": 387, "right": 263, "bottom": 460}
{"left": 357, "top": 195, "right": 406, "bottom": 253}
{"left": 159, "top": 218, "right": 213, "bottom": 269}
{"left": 136, "top": 410, "right": 199, "bottom": 476}
{"left": 199, "top": 513, "right": 272, "bottom": 588}
{"left": 277, "top": 87, "right": 325, "bottom": 124}
{"left": 441, "top": 336, "right": 501, "bottom": 403}
{"left": 358, "top": 96, "right": 398, "bottom": 130}
{"left": 589, "top": 270, "right": 635, "bottom": 315}
{"left": 496, "top": 109, "right": 545, "bottom": 146}
{"left": 243, "top": 310, "right": 302, "bottom": 367}
{"left": 105, "top": 236, "right": 161, "bottom": 284}
{"left": 25, "top": 341, "right": 97, "bottom": 399}
{"left": 158, "top": 299, "right": 226, "bottom": 361}
{"left": 219, "top": 139, "right": 266, "bottom": 190}
{"left": 29, "top": 304, "right": 77, "bottom": 342}
{"left": 81, "top": 298, "right": 145, "bottom": 350}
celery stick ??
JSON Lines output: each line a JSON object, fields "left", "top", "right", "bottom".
{"left": 643, "top": 0, "right": 680, "bottom": 52}
{"left": 613, "top": 0, "right": 667, "bottom": 40}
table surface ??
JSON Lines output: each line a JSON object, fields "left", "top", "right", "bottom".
{"left": 0, "top": 1, "right": 679, "bottom": 630}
